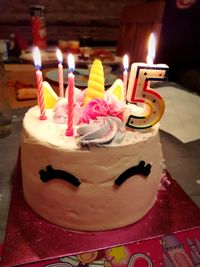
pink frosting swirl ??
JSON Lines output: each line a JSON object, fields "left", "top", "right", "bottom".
{"left": 53, "top": 98, "right": 82, "bottom": 125}
{"left": 82, "top": 97, "right": 124, "bottom": 123}
{"left": 53, "top": 88, "right": 125, "bottom": 127}
{"left": 53, "top": 87, "right": 85, "bottom": 125}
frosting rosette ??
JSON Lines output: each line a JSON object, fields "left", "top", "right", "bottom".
{"left": 53, "top": 87, "right": 84, "bottom": 125}
{"left": 53, "top": 98, "right": 82, "bottom": 125}
{"left": 53, "top": 87, "right": 125, "bottom": 127}
{"left": 82, "top": 98, "right": 124, "bottom": 123}
{"left": 77, "top": 116, "right": 125, "bottom": 146}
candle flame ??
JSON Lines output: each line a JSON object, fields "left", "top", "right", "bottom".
{"left": 33, "top": 46, "right": 41, "bottom": 69}
{"left": 56, "top": 48, "right": 63, "bottom": 64}
{"left": 123, "top": 54, "right": 129, "bottom": 70}
{"left": 147, "top": 33, "right": 156, "bottom": 65}
{"left": 67, "top": 53, "right": 75, "bottom": 72}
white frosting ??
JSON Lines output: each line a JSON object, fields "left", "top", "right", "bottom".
{"left": 21, "top": 106, "right": 163, "bottom": 231}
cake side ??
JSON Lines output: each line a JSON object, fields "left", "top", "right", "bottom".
{"left": 21, "top": 56, "right": 168, "bottom": 231}
{"left": 21, "top": 106, "right": 163, "bottom": 231}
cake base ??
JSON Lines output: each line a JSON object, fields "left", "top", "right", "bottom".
{"left": 1, "top": 154, "right": 200, "bottom": 267}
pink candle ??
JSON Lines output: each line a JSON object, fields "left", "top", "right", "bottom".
{"left": 66, "top": 53, "right": 75, "bottom": 136}
{"left": 123, "top": 54, "right": 129, "bottom": 102}
{"left": 33, "top": 46, "right": 47, "bottom": 120}
{"left": 56, "top": 49, "right": 64, "bottom": 97}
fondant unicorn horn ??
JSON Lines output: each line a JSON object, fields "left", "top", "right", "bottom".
{"left": 84, "top": 59, "right": 105, "bottom": 105}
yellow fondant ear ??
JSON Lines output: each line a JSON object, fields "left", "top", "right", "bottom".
{"left": 84, "top": 59, "right": 105, "bottom": 105}
{"left": 106, "top": 79, "right": 125, "bottom": 102}
{"left": 42, "top": 81, "right": 58, "bottom": 109}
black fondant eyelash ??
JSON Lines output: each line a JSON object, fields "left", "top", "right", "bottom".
{"left": 114, "top": 161, "right": 152, "bottom": 186}
{"left": 39, "top": 165, "right": 81, "bottom": 187}
{"left": 39, "top": 161, "right": 151, "bottom": 188}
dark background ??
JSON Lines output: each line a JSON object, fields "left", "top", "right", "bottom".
{"left": 0, "top": 0, "right": 142, "bottom": 45}
{"left": 156, "top": 0, "right": 200, "bottom": 92}
{"left": 1, "top": 0, "right": 200, "bottom": 92}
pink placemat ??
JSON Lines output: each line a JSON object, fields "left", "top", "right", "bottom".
{"left": 1, "top": 154, "right": 200, "bottom": 267}
{"left": 7, "top": 227, "right": 200, "bottom": 266}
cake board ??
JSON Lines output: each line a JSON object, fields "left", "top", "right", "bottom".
{"left": 1, "top": 153, "right": 200, "bottom": 267}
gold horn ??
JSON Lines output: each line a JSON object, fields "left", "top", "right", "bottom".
{"left": 84, "top": 59, "right": 105, "bottom": 105}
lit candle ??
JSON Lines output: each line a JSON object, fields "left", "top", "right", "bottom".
{"left": 123, "top": 54, "right": 129, "bottom": 102}
{"left": 126, "top": 33, "right": 169, "bottom": 129}
{"left": 66, "top": 53, "right": 75, "bottom": 136}
{"left": 56, "top": 49, "right": 64, "bottom": 98}
{"left": 33, "top": 46, "right": 47, "bottom": 120}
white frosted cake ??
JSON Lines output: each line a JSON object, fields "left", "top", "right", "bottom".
{"left": 21, "top": 59, "right": 166, "bottom": 231}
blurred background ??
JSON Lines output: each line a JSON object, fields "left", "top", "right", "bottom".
{"left": 0, "top": 0, "right": 136, "bottom": 47}
{"left": 0, "top": 0, "right": 200, "bottom": 93}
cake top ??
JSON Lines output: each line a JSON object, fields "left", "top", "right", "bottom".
{"left": 23, "top": 105, "right": 159, "bottom": 150}
{"left": 30, "top": 54, "right": 167, "bottom": 148}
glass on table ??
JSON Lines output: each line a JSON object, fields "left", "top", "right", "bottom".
{"left": 0, "top": 54, "right": 12, "bottom": 138}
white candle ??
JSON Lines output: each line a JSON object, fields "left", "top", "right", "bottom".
{"left": 126, "top": 33, "right": 168, "bottom": 129}
{"left": 123, "top": 54, "right": 129, "bottom": 102}
{"left": 33, "top": 47, "right": 47, "bottom": 120}
{"left": 56, "top": 49, "right": 64, "bottom": 98}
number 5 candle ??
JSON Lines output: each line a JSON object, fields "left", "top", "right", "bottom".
{"left": 126, "top": 33, "right": 168, "bottom": 129}
{"left": 33, "top": 46, "right": 47, "bottom": 120}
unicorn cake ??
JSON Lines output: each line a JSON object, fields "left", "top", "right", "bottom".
{"left": 21, "top": 58, "right": 168, "bottom": 231}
